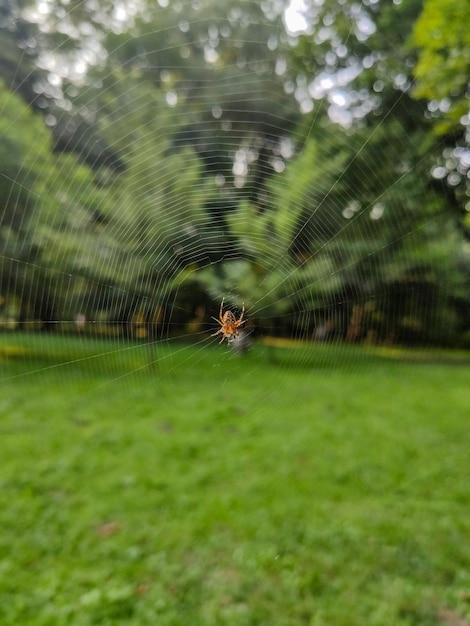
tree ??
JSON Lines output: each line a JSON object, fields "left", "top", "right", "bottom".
{"left": 412, "top": 0, "right": 470, "bottom": 233}
{"left": 1, "top": 0, "right": 468, "bottom": 345}
{"left": 412, "top": 0, "right": 470, "bottom": 134}
{"left": 196, "top": 134, "right": 344, "bottom": 340}
{"left": 0, "top": 78, "right": 51, "bottom": 324}
{"left": 103, "top": 0, "right": 302, "bottom": 207}
{"left": 0, "top": 0, "right": 128, "bottom": 170}
{"left": 290, "top": 0, "right": 425, "bottom": 127}
{"left": 61, "top": 74, "right": 221, "bottom": 336}
{"left": 0, "top": 76, "right": 129, "bottom": 330}
{"left": 197, "top": 111, "right": 469, "bottom": 344}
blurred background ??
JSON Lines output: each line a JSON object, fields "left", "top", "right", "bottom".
{"left": 1, "top": 1, "right": 470, "bottom": 625}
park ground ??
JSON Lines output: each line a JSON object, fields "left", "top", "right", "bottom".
{"left": 1, "top": 333, "right": 469, "bottom": 625}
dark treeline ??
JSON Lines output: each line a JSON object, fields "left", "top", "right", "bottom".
{"left": 0, "top": 0, "right": 469, "bottom": 346}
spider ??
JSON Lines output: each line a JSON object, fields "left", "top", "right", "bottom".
{"left": 211, "top": 298, "right": 246, "bottom": 343}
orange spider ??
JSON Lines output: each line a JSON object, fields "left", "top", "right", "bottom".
{"left": 211, "top": 298, "right": 246, "bottom": 343}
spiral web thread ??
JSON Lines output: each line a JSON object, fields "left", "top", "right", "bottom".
{"left": 0, "top": 0, "right": 461, "bottom": 401}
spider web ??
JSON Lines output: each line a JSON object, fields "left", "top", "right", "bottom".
{"left": 2, "top": 3, "right": 470, "bottom": 624}
{"left": 0, "top": 0, "right": 467, "bottom": 407}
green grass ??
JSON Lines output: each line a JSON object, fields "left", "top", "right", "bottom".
{"left": 1, "top": 333, "right": 469, "bottom": 625}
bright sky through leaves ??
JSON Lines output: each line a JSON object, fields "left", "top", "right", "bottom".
{"left": 284, "top": 0, "right": 309, "bottom": 34}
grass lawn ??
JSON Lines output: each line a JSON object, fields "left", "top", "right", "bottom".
{"left": 1, "top": 333, "right": 469, "bottom": 625}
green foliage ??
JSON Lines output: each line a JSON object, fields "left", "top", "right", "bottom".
{"left": 410, "top": 0, "right": 469, "bottom": 239}
{"left": 85, "top": 75, "right": 222, "bottom": 324}
{"left": 292, "top": 0, "right": 425, "bottom": 124}
{"left": 0, "top": 81, "right": 56, "bottom": 321}
{"left": 196, "top": 141, "right": 343, "bottom": 333}
{"left": 412, "top": 0, "right": 470, "bottom": 134}
{"left": 1, "top": 333, "right": 470, "bottom": 625}
{"left": 0, "top": 79, "right": 51, "bottom": 229}
{"left": 0, "top": 80, "right": 128, "bottom": 325}
{"left": 198, "top": 113, "right": 469, "bottom": 342}
{"left": 1, "top": 0, "right": 469, "bottom": 344}
{"left": 104, "top": 1, "right": 300, "bottom": 198}
{"left": 0, "top": 1, "right": 43, "bottom": 108}
{"left": 0, "top": 74, "right": 217, "bottom": 328}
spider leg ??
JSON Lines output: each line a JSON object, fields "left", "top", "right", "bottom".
{"left": 236, "top": 303, "right": 246, "bottom": 326}
{"left": 219, "top": 298, "right": 225, "bottom": 323}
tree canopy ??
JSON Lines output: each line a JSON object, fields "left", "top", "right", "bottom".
{"left": 0, "top": 0, "right": 469, "bottom": 345}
